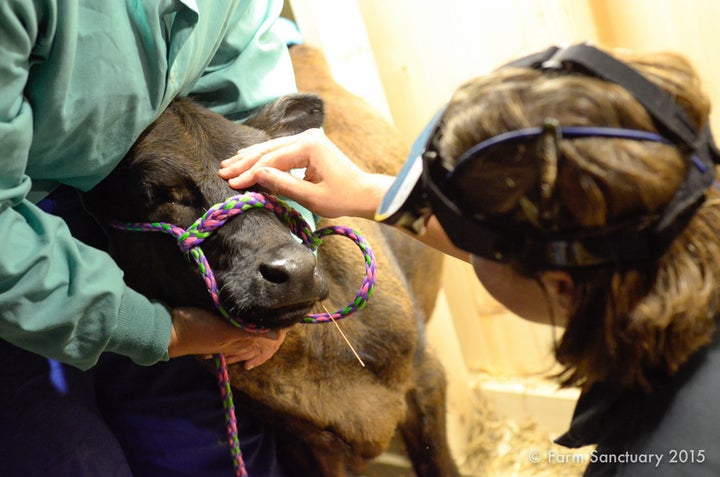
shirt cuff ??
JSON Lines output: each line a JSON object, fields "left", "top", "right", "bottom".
{"left": 106, "top": 287, "right": 173, "bottom": 365}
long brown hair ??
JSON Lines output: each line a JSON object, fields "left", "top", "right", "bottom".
{"left": 438, "top": 48, "right": 720, "bottom": 391}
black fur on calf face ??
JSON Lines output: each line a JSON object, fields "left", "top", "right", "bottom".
{"left": 83, "top": 94, "right": 328, "bottom": 329}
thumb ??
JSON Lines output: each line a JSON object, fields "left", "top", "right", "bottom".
{"left": 255, "top": 167, "right": 314, "bottom": 202}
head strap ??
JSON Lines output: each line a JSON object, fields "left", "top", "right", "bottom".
{"left": 499, "top": 44, "right": 718, "bottom": 265}
{"left": 385, "top": 43, "right": 720, "bottom": 267}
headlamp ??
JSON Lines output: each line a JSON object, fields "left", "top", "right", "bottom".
{"left": 375, "top": 43, "right": 720, "bottom": 268}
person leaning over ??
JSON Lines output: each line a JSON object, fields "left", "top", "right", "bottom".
{"left": 220, "top": 43, "right": 720, "bottom": 476}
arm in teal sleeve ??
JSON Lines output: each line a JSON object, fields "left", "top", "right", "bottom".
{"left": 0, "top": 200, "right": 174, "bottom": 371}
{"left": 190, "top": 0, "right": 298, "bottom": 119}
{"left": 0, "top": 1, "right": 172, "bottom": 370}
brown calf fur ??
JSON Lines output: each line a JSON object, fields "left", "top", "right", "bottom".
{"left": 83, "top": 44, "right": 459, "bottom": 477}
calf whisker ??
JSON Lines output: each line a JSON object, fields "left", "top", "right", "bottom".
{"left": 322, "top": 302, "right": 365, "bottom": 368}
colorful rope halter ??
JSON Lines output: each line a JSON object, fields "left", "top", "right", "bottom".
{"left": 111, "top": 191, "right": 376, "bottom": 477}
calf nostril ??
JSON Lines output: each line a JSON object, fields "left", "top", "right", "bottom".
{"left": 259, "top": 259, "right": 294, "bottom": 284}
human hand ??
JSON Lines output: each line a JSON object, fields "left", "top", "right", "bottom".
{"left": 219, "top": 128, "right": 394, "bottom": 220}
{"left": 168, "top": 307, "right": 289, "bottom": 370}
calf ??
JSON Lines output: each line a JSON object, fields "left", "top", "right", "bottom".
{"left": 83, "top": 44, "right": 459, "bottom": 477}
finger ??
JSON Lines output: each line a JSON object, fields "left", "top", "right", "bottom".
{"left": 227, "top": 128, "right": 329, "bottom": 173}
{"left": 223, "top": 146, "right": 313, "bottom": 191}
{"left": 224, "top": 157, "right": 302, "bottom": 191}
{"left": 224, "top": 354, "right": 253, "bottom": 366}
{"left": 243, "top": 349, "right": 276, "bottom": 370}
{"left": 251, "top": 167, "right": 322, "bottom": 204}
{"left": 239, "top": 328, "right": 288, "bottom": 369}
{"left": 218, "top": 153, "right": 263, "bottom": 179}
{"left": 200, "top": 352, "right": 253, "bottom": 364}
{"left": 221, "top": 135, "right": 292, "bottom": 167}
{"left": 213, "top": 345, "right": 268, "bottom": 368}
{"left": 221, "top": 329, "right": 279, "bottom": 356}
{"left": 219, "top": 140, "right": 291, "bottom": 182}
{"left": 249, "top": 141, "right": 316, "bottom": 177}
{"left": 212, "top": 343, "right": 262, "bottom": 364}
{"left": 221, "top": 129, "right": 319, "bottom": 168}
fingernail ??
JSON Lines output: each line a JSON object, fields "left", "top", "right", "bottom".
{"left": 266, "top": 330, "right": 279, "bottom": 340}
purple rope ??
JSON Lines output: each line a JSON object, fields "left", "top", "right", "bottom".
{"left": 111, "top": 191, "right": 376, "bottom": 477}
{"left": 112, "top": 192, "right": 375, "bottom": 329}
{"left": 214, "top": 353, "right": 246, "bottom": 477}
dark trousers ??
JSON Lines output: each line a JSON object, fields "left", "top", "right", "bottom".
{"left": 0, "top": 186, "right": 284, "bottom": 476}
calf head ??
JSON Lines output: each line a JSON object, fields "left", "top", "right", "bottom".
{"left": 84, "top": 94, "right": 328, "bottom": 329}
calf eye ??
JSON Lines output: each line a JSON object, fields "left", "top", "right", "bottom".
{"left": 151, "top": 184, "right": 195, "bottom": 208}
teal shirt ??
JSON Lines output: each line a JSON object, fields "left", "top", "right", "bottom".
{"left": 0, "top": 0, "right": 297, "bottom": 370}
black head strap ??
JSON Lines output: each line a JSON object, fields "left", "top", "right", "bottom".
{"left": 506, "top": 43, "right": 719, "bottom": 261}
{"left": 378, "top": 43, "right": 719, "bottom": 267}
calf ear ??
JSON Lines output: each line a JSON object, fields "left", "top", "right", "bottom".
{"left": 245, "top": 93, "right": 324, "bottom": 138}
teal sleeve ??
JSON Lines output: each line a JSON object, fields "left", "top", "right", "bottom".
{"left": 106, "top": 287, "right": 172, "bottom": 366}
{"left": 0, "top": 1, "right": 172, "bottom": 370}
{"left": 0, "top": 201, "right": 173, "bottom": 370}
{"left": 189, "top": 0, "right": 298, "bottom": 119}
